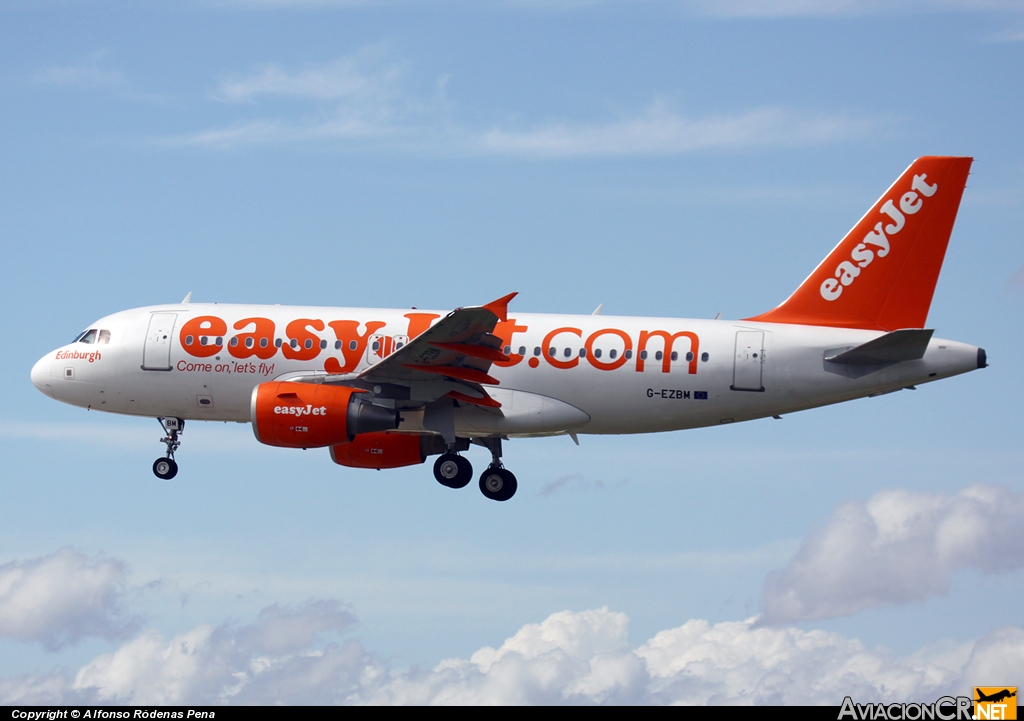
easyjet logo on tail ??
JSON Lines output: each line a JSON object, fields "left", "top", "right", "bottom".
{"left": 820, "top": 173, "right": 938, "bottom": 302}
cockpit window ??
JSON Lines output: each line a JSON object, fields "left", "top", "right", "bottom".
{"left": 78, "top": 329, "right": 98, "bottom": 344}
{"left": 97, "top": 329, "right": 111, "bottom": 345}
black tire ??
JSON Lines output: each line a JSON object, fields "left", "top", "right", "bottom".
{"left": 433, "top": 453, "right": 472, "bottom": 489}
{"left": 153, "top": 457, "right": 178, "bottom": 480}
{"left": 479, "top": 467, "right": 517, "bottom": 501}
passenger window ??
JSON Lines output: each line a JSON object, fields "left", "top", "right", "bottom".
{"left": 334, "top": 341, "right": 342, "bottom": 350}
{"left": 594, "top": 348, "right": 602, "bottom": 359}
{"left": 372, "top": 341, "right": 380, "bottom": 352}
{"left": 349, "top": 340, "right": 358, "bottom": 351}
{"left": 655, "top": 351, "right": 663, "bottom": 361}
{"left": 98, "top": 330, "right": 111, "bottom": 345}
{"left": 548, "top": 347, "right": 556, "bottom": 357}
{"left": 685, "top": 352, "right": 693, "bottom": 362}
{"left": 199, "top": 336, "right": 208, "bottom": 346}
{"left": 216, "top": 337, "right": 223, "bottom": 346}
{"left": 229, "top": 338, "right": 239, "bottom": 347}
{"left": 304, "top": 339, "right": 313, "bottom": 349}
{"left": 625, "top": 350, "right": 633, "bottom": 360}
{"left": 701, "top": 352, "right": 709, "bottom": 362}
{"left": 246, "top": 338, "right": 255, "bottom": 348}
{"left": 260, "top": 338, "right": 268, "bottom": 348}
{"left": 290, "top": 339, "right": 299, "bottom": 349}
{"left": 79, "top": 329, "right": 97, "bottom": 344}
{"left": 609, "top": 349, "right": 617, "bottom": 359}
{"left": 671, "top": 351, "right": 678, "bottom": 361}
{"left": 518, "top": 346, "right": 526, "bottom": 356}
{"left": 579, "top": 348, "right": 587, "bottom": 358}
{"left": 534, "top": 347, "right": 541, "bottom": 356}
{"left": 275, "top": 338, "right": 282, "bottom": 348}
{"left": 504, "top": 346, "right": 511, "bottom": 355}
{"left": 639, "top": 350, "right": 648, "bottom": 360}
{"left": 563, "top": 348, "right": 572, "bottom": 358}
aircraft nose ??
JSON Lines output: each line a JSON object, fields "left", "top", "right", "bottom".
{"left": 31, "top": 354, "right": 54, "bottom": 398}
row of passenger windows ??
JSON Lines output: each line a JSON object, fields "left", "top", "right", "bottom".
{"left": 503, "top": 345, "right": 710, "bottom": 363}
{"left": 74, "top": 329, "right": 111, "bottom": 345}
{"left": 186, "top": 336, "right": 373, "bottom": 352}
{"left": 183, "top": 335, "right": 709, "bottom": 363}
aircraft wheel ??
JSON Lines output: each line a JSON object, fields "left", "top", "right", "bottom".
{"left": 479, "top": 467, "right": 517, "bottom": 502}
{"left": 153, "top": 457, "right": 178, "bottom": 480}
{"left": 433, "top": 453, "right": 472, "bottom": 489}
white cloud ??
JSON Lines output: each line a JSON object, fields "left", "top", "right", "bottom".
{"left": 213, "top": 49, "right": 400, "bottom": 104}
{"left": 477, "top": 104, "right": 879, "bottom": 157}
{"left": 173, "top": 49, "right": 443, "bottom": 148}
{"left": 31, "top": 52, "right": 126, "bottom": 92}
{"left": 760, "top": 484, "right": 1024, "bottom": 624}
{"left": 177, "top": 95, "right": 879, "bottom": 154}
{"left": 2, "top": 605, "right": 1021, "bottom": 704}
{"left": 0, "top": 548, "right": 136, "bottom": 650}
{"left": 71, "top": 599, "right": 357, "bottom": 704}
{"left": 30, "top": 51, "right": 164, "bottom": 103}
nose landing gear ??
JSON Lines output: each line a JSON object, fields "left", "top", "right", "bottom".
{"left": 153, "top": 417, "right": 183, "bottom": 480}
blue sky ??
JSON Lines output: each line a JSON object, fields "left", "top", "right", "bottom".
{"left": 1, "top": 0, "right": 1023, "bottom": 704}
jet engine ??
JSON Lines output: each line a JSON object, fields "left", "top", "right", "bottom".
{"left": 330, "top": 433, "right": 433, "bottom": 469}
{"left": 251, "top": 381, "right": 398, "bottom": 448}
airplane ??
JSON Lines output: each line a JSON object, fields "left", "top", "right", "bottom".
{"left": 976, "top": 689, "right": 1017, "bottom": 704}
{"left": 30, "top": 156, "right": 985, "bottom": 502}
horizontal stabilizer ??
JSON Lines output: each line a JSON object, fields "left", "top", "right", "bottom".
{"left": 825, "top": 329, "right": 933, "bottom": 366}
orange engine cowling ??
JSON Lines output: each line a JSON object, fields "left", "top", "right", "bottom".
{"left": 330, "top": 433, "right": 426, "bottom": 469}
{"left": 251, "top": 381, "right": 398, "bottom": 448}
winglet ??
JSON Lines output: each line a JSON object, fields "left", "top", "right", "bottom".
{"left": 181, "top": 292, "right": 192, "bottom": 304}
{"left": 482, "top": 292, "right": 518, "bottom": 322}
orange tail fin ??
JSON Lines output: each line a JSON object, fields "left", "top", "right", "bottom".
{"left": 746, "top": 156, "right": 972, "bottom": 331}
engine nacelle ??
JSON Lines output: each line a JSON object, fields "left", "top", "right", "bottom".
{"left": 330, "top": 433, "right": 428, "bottom": 469}
{"left": 251, "top": 381, "right": 398, "bottom": 448}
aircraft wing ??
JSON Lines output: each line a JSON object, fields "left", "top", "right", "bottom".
{"left": 303, "top": 293, "right": 517, "bottom": 409}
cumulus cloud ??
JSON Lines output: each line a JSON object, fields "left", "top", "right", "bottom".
{"left": 2, "top": 606, "right": 1022, "bottom": 705}
{"left": 760, "top": 484, "right": 1024, "bottom": 624}
{"left": 72, "top": 599, "right": 357, "bottom": 704}
{"left": 0, "top": 548, "right": 136, "bottom": 650}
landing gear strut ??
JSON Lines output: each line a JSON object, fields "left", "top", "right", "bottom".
{"left": 153, "top": 417, "right": 183, "bottom": 480}
{"left": 476, "top": 437, "right": 517, "bottom": 502}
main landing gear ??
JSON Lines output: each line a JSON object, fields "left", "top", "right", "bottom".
{"left": 152, "top": 417, "right": 183, "bottom": 480}
{"left": 433, "top": 453, "right": 473, "bottom": 489}
{"left": 432, "top": 437, "right": 517, "bottom": 501}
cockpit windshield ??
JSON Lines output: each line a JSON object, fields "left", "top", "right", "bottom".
{"left": 73, "top": 328, "right": 111, "bottom": 344}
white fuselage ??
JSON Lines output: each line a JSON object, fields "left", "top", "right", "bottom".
{"left": 30, "top": 303, "right": 982, "bottom": 438}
